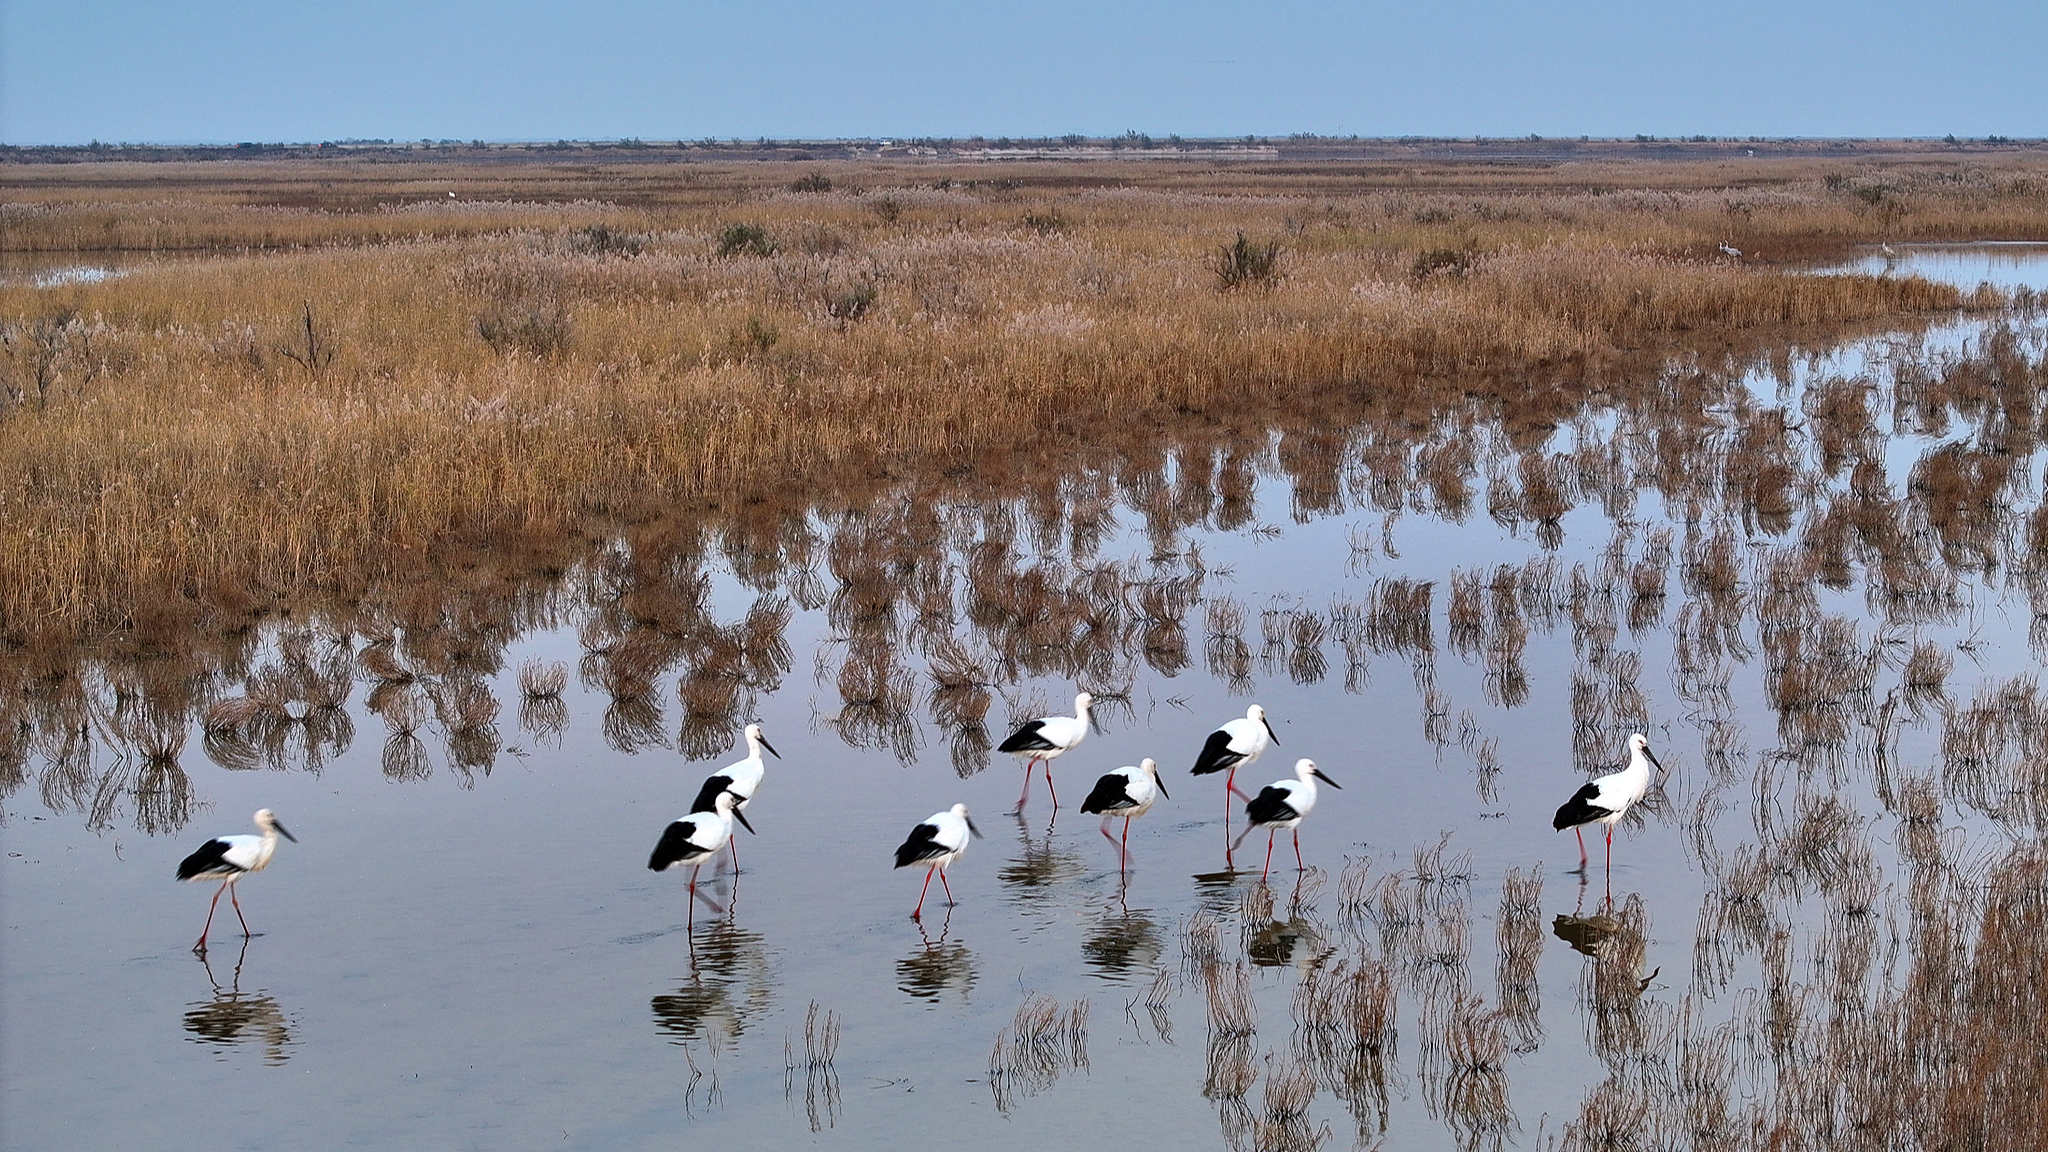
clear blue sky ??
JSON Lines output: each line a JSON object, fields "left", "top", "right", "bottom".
{"left": 4, "top": 0, "right": 2044, "bottom": 145}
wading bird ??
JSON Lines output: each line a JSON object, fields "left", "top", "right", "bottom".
{"left": 1553, "top": 732, "right": 1660, "bottom": 872}
{"left": 1235, "top": 759, "right": 1342, "bottom": 879}
{"left": 649, "top": 790, "right": 756, "bottom": 926}
{"left": 894, "top": 803, "right": 982, "bottom": 918}
{"left": 688, "top": 722, "right": 780, "bottom": 867}
{"left": 1080, "top": 758, "right": 1168, "bottom": 867}
{"left": 998, "top": 692, "right": 1092, "bottom": 812}
{"left": 1190, "top": 704, "right": 1278, "bottom": 811}
{"left": 177, "top": 809, "right": 297, "bottom": 954}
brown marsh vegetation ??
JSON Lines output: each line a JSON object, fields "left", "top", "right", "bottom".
{"left": 2, "top": 153, "right": 2037, "bottom": 653}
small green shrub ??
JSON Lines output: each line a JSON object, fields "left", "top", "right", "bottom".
{"left": 716, "top": 223, "right": 778, "bottom": 258}
{"left": 1213, "top": 232, "right": 1281, "bottom": 292}
{"left": 727, "top": 316, "right": 780, "bottom": 360}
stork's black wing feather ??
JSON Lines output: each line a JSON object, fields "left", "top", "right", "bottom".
{"left": 1190, "top": 728, "right": 1244, "bottom": 776}
{"left": 1080, "top": 772, "right": 1134, "bottom": 815}
{"left": 997, "top": 719, "right": 1054, "bottom": 753}
{"left": 1552, "top": 781, "right": 1612, "bottom": 831}
{"left": 894, "top": 822, "right": 945, "bottom": 867}
{"left": 1245, "top": 785, "right": 1299, "bottom": 826}
{"left": 176, "top": 838, "right": 238, "bottom": 880}
{"left": 648, "top": 818, "right": 711, "bottom": 871}
{"left": 690, "top": 774, "right": 737, "bottom": 814}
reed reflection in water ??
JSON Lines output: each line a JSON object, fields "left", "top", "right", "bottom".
{"left": 23, "top": 317, "right": 2046, "bottom": 825}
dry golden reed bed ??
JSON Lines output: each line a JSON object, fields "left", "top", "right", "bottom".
{"left": 2, "top": 152, "right": 2042, "bottom": 648}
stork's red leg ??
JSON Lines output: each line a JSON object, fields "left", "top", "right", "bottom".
{"left": 1227, "top": 765, "right": 1252, "bottom": 803}
{"left": 1014, "top": 759, "right": 1038, "bottom": 813}
{"left": 229, "top": 881, "right": 251, "bottom": 937}
{"left": 195, "top": 882, "right": 228, "bottom": 952}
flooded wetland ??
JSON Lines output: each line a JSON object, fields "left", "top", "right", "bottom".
{"left": 7, "top": 152, "right": 2048, "bottom": 1150}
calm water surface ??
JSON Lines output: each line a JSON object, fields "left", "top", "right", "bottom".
{"left": 6, "top": 249, "right": 2048, "bottom": 1151}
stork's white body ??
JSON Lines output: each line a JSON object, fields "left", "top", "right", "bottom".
{"left": 177, "top": 809, "right": 297, "bottom": 953}
{"left": 650, "top": 790, "right": 756, "bottom": 926}
{"left": 1235, "top": 759, "right": 1342, "bottom": 878}
{"left": 689, "top": 723, "right": 780, "bottom": 868}
{"left": 1191, "top": 704, "right": 1278, "bottom": 809}
{"left": 999, "top": 692, "right": 1092, "bottom": 812}
{"left": 894, "top": 803, "right": 982, "bottom": 918}
{"left": 1552, "top": 733, "right": 1660, "bottom": 871}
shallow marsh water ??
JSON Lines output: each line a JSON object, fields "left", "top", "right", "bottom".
{"left": 7, "top": 248, "right": 2048, "bottom": 1150}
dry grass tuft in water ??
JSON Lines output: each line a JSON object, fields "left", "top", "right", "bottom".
{"left": 988, "top": 994, "right": 1089, "bottom": 1113}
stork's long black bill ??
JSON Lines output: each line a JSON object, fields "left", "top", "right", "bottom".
{"left": 275, "top": 822, "right": 298, "bottom": 843}
{"left": 1156, "top": 776, "right": 1170, "bottom": 800}
{"left": 1312, "top": 769, "right": 1342, "bottom": 789}
{"left": 1263, "top": 718, "right": 1280, "bottom": 745}
{"left": 729, "top": 796, "right": 757, "bottom": 835}
{"left": 966, "top": 816, "right": 984, "bottom": 839}
{"left": 760, "top": 736, "right": 781, "bottom": 759}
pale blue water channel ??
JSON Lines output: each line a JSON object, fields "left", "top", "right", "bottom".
{"left": 5, "top": 245, "right": 2047, "bottom": 1151}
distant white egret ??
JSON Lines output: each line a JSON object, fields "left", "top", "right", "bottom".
{"left": 176, "top": 809, "right": 297, "bottom": 953}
